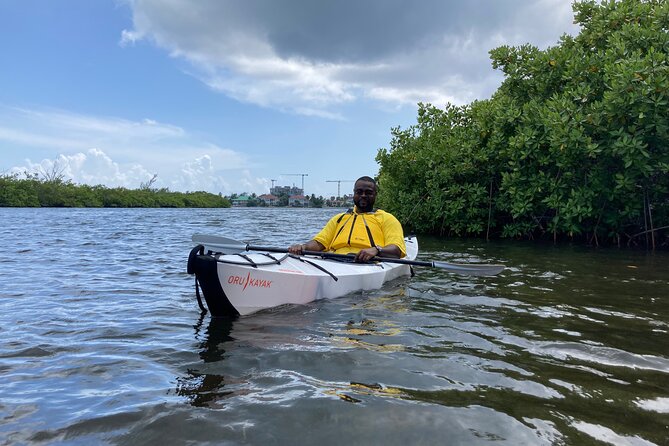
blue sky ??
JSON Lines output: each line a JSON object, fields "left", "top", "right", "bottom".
{"left": 1, "top": 0, "right": 578, "bottom": 197}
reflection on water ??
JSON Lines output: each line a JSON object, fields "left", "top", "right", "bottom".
{"left": 1, "top": 208, "right": 667, "bottom": 445}
{"left": 175, "top": 316, "right": 235, "bottom": 408}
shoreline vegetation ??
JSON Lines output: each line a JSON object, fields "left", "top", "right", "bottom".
{"left": 376, "top": 0, "right": 668, "bottom": 249}
{"left": 0, "top": 173, "right": 230, "bottom": 208}
{"left": 0, "top": 173, "right": 336, "bottom": 209}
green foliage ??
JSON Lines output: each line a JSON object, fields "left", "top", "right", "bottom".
{"left": 0, "top": 174, "right": 40, "bottom": 207}
{"left": 277, "top": 192, "right": 289, "bottom": 207}
{"left": 377, "top": 102, "right": 497, "bottom": 235}
{"left": 377, "top": 0, "right": 669, "bottom": 247}
{"left": 246, "top": 193, "right": 261, "bottom": 207}
{"left": 309, "top": 194, "right": 324, "bottom": 208}
{"left": 0, "top": 174, "right": 230, "bottom": 208}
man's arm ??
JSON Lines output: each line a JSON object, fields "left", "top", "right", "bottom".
{"left": 381, "top": 212, "right": 407, "bottom": 257}
{"left": 288, "top": 240, "right": 325, "bottom": 254}
{"left": 354, "top": 243, "right": 402, "bottom": 262}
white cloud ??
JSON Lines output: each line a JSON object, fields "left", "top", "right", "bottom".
{"left": 1, "top": 106, "right": 268, "bottom": 194}
{"left": 122, "top": 0, "right": 579, "bottom": 116}
{"left": 171, "top": 154, "right": 240, "bottom": 193}
{"left": 10, "top": 148, "right": 268, "bottom": 195}
{"left": 10, "top": 149, "right": 154, "bottom": 188}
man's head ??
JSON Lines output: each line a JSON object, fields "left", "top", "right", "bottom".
{"left": 353, "top": 176, "right": 377, "bottom": 213}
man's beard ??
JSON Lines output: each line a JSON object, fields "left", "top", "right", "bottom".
{"left": 355, "top": 198, "right": 374, "bottom": 213}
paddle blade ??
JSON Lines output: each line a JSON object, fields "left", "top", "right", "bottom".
{"left": 433, "top": 261, "right": 505, "bottom": 276}
{"left": 192, "top": 234, "right": 247, "bottom": 254}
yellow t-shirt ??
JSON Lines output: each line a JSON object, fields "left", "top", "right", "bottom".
{"left": 313, "top": 208, "right": 406, "bottom": 256}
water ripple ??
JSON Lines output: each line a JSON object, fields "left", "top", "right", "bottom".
{"left": 0, "top": 208, "right": 667, "bottom": 445}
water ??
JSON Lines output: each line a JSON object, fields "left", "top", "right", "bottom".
{"left": 0, "top": 208, "right": 667, "bottom": 445}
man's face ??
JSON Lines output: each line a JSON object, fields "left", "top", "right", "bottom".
{"left": 353, "top": 180, "right": 377, "bottom": 212}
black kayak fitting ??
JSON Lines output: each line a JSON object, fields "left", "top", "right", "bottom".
{"left": 187, "top": 245, "right": 240, "bottom": 318}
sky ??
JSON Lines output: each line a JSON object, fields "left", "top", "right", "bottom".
{"left": 0, "top": 0, "right": 579, "bottom": 198}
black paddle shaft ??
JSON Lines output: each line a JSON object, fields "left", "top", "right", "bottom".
{"left": 245, "top": 244, "right": 434, "bottom": 267}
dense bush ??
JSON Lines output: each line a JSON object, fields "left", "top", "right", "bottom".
{"left": 0, "top": 174, "right": 230, "bottom": 208}
{"left": 377, "top": 0, "right": 669, "bottom": 248}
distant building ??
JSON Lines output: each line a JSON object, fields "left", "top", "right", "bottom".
{"left": 326, "top": 194, "right": 353, "bottom": 208}
{"left": 271, "top": 185, "right": 303, "bottom": 196}
{"left": 231, "top": 195, "right": 250, "bottom": 207}
{"left": 289, "top": 194, "right": 308, "bottom": 207}
{"left": 258, "top": 194, "right": 278, "bottom": 206}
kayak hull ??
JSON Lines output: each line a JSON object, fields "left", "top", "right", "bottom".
{"left": 189, "top": 236, "right": 418, "bottom": 317}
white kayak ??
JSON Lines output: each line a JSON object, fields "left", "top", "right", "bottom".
{"left": 187, "top": 236, "right": 418, "bottom": 317}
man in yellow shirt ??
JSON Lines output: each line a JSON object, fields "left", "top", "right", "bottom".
{"left": 288, "top": 176, "right": 406, "bottom": 262}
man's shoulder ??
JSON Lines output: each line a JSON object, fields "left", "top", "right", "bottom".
{"left": 374, "top": 209, "right": 401, "bottom": 223}
{"left": 375, "top": 209, "right": 401, "bottom": 226}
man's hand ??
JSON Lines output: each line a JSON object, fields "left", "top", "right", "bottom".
{"left": 354, "top": 246, "right": 380, "bottom": 262}
{"left": 288, "top": 240, "right": 325, "bottom": 255}
{"left": 355, "top": 244, "right": 402, "bottom": 261}
{"left": 288, "top": 244, "right": 306, "bottom": 255}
